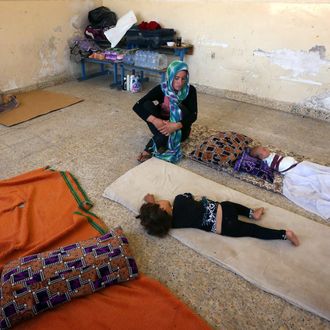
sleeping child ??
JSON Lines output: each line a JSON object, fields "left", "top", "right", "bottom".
{"left": 137, "top": 193, "right": 300, "bottom": 246}
{"left": 250, "top": 145, "right": 330, "bottom": 220}
{"left": 250, "top": 146, "right": 298, "bottom": 174}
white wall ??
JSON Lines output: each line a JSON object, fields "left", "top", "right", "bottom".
{"left": 105, "top": 0, "right": 330, "bottom": 117}
{"left": 1, "top": 0, "right": 329, "bottom": 118}
{"left": 0, "top": 0, "right": 101, "bottom": 92}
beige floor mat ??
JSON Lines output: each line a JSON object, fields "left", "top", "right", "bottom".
{"left": 103, "top": 157, "right": 330, "bottom": 321}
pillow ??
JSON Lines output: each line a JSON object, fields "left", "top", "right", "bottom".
{"left": 234, "top": 150, "right": 274, "bottom": 183}
{"left": 189, "top": 131, "right": 253, "bottom": 167}
{"left": 0, "top": 226, "right": 138, "bottom": 329}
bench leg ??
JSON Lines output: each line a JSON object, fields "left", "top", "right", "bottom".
{"left": 81, "top": 60, "right": 86, "bottom": 80}
{"left": 113, "top": 63, "right": 118, "bottom": 85}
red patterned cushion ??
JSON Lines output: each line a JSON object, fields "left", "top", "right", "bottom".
{"left": 0, "top": 227, "right": 138, "bottom": 329}
{"left": 189, "top": 131, "right": 253, "bottom": 167}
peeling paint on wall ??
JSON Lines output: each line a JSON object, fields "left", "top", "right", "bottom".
{"left": 303, "top": 91, "right": 330, "bottom": 111}
{"left": 70, "top": 0, "right": 95, "bottom": 30}
{"left": 280, "top": 76, "right": 322, "bottom": 86}
{"left": 38, "top": 36, "right": 64, "bottom": 78}
{"left": 3, "top": 80, "right": 18, "bottom": 91}
{"left": 53, "top": 26, "right": 62, "bottom": 33}
{"left": 309, "top": 45, "right": 326, "bottom": 59}
{"left": 71, "top": 14, "right": 89, "bottom": 31}
{"left": 197, "top": 38, "right": 228, "bottom": 48}
{"left": 253, "top": 46, "right": 329, "bottom": 77}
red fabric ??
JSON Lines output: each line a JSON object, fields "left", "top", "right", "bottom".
{"left": 138, "top": 21, "right": 161, "bottom": 30}
{"left": 161, "top": 95, "right": 170, "bottom": 117}
{"left": 0, "top": 168, "right": 211, "bottom": 330}
{"left": 270, "top": 154, "right": 284, "bottom": 172}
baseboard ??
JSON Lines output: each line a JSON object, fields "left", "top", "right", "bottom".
{"left": 196, "top": 84, "right": 330, "bottom": 123}
{"left": 3, "top": 73, "right": 329, "bottom": 123}
{"left": 3, "top": 74, "right": 74, "bottom": 95}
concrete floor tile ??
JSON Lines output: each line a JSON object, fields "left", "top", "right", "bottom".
{"left": 0, "top": 77, "right": 329, "bottom": 329}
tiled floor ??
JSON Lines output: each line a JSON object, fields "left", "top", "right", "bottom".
{"left": 1, "top": 76, "right": 329, "bottom": 329}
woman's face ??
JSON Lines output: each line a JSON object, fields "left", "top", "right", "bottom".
{"left": 172, "top": 70, "right": 187, "bottom": 92}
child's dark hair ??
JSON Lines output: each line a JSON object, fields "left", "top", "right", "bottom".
{"left": 138, "top": 203, "right": 172, "bottom": 237}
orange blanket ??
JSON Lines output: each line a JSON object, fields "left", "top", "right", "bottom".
{"left": 14, "top": 274, "right": 209, "bottom": 330}
{"left": 0, "top": 167, "right": 107, "bottom": 270}
{"left": 0, "top": 168, "right": 210, "bottom": 329}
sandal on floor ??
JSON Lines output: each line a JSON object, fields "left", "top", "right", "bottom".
{"left": 137, "top": 152, "right": 152, "bottom": 163}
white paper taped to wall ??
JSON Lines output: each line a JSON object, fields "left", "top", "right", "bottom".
{"left": 104, "top": 10, "right": 137, "bottom": 48}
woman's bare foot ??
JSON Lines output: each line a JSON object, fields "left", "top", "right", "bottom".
{"left": 137, "top": 151, "right": 152, "bottom": 163}
{"left": 286, "top": 230, "right": 300, "bottom": 246}
{"left": 252, "top": 207, "right": 264, "bottom": 220}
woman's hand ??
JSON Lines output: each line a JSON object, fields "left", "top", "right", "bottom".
{"left": 144, "top": 193, "right": 155, "bottom": 203}
{"left": 147, "top": 115, "right": 166, "bottom": 130}
{"left": 158, "top": 122, "right": 182, "bottom": 136}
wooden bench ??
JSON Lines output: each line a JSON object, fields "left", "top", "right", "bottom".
{"left": 78, "top": 44, "right": 193, "bottom": 88}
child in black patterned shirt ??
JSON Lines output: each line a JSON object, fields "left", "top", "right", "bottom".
{"left": 138, "top": 193, "right": 299, "bottom": 246}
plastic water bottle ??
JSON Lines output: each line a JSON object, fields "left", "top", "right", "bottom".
{"left": 158, "top": 54, "right": 168, "bottom": 69}
{"left": 124, "top": 53, "right": 132, "bottom": 65}
{"left": 141, "top": 51, "right": 147, "bottom": 67}
{"left": 132, "top": 50, "right": 167, "bottom": 69}
{"left": 126, "top": 74, "right": 131, "bottom": 91}
{"left": 145, "top": 51, "right": 151, "bottom": 68}
{"left": 136, "top": 50, "right": 142, "bottom": 66}
{"left": 143, "top": 51, "right": 148, "bottom": 68}
{"left": 150, "top": 52, "right": 157, "bottom": 69}
{"left": 134, "top": 51, "right": 140, "bottom": 66}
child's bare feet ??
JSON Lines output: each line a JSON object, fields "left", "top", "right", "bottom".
{"left": 252, "top": 207, "right": 264, "bottom": 220}
{"left": 286, "top": 230, "right": 300, "bottom": 246}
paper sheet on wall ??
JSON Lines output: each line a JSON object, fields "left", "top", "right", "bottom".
{"left": 104, "top": 10, "right": 137, "bottom": 48}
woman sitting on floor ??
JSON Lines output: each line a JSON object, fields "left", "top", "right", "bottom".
{"left": 132, "top": 60, "right": 198, "bottom": 163}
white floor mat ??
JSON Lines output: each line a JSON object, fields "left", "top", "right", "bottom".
{"left": 103, "top": 158, "right": 330, "bottom": 321}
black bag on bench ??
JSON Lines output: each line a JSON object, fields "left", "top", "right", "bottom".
{"left": 126, "top": 26, "right": 176, "bottom": 48}
{"left": 88, "top": 6, "right": 117, "bottom": 29}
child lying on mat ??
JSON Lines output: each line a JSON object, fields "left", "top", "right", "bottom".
{"left": 138, "top": 193, "right": 299, "bottom": 246}
{"left": 250, "top": 146, "right": 298, "bottom": 174}
{"left": 251, "top": 145, "right": 330, "bottom": 220}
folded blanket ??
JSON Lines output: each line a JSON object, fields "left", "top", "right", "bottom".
{"left": 0, "top": 167, "right": 107, "bottom": 270}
